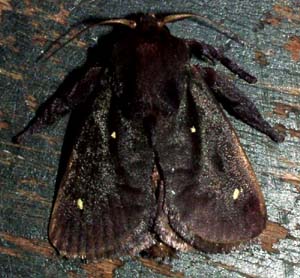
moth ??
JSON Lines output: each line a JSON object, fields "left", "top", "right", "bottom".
{"left": 13, "top": 13, "right": 284, "bottom": 260}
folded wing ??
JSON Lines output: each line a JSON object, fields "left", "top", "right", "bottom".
{"left": 153, "top": 67, "right": 266, "bottom": 252}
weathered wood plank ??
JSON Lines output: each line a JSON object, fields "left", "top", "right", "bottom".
{"left": 1, "top": 1, "right": 299, "bottom": 277}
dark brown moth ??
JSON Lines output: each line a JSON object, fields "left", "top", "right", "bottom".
{"left": 13, "top": 13, "right": 284, "bottom": 260}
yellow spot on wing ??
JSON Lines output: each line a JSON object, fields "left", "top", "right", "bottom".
{"left": 77, "top": 198, "right": 84, "bottom": 210}
{"left": 111, "top": 131, "right": 116, "bottom": 139}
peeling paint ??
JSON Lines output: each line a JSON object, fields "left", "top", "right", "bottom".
{"left": 289, "top": 128, "right": 300, "bottom": 139}
{"left": 16, "top": 189, "right": 51, "bottom": 205}
{"left": 284, "top": 36, "right": 300, "bottom": 62}
{"left": 47, "top": 4, "right": 70, "bottom": 25}
{"left": 0, "top": 121, "right": 9, "bottom": 129}
{"left": 0, "top": 246, "right": 22, "bottom": 258}
{"left": 259, "top": 221, "right": 289, "bottom": 253}
{"left": 253, "top": 83, "right": 300, "bottom": 96}
{"left": 273, "top": 102, "right": 300, "bottom": 118}
{"left": 22, "top": 0, "right": 42, "bottom": 17}
{"left": 281, "top": 173, "right": 300, "bottom": 192}
{"left": 19, "top": 178, "right": 47, "bottom": 187}
{"left": 36, "top": 134, "right": 61, "bottom": 145}
{"left": 140, "top": 258, "right": 184, "bottom": 278}
{"left": 25, "top": 95, "right": 38, "bottom": 111}
{"left": 0, "top": 35, "right": 18, "bottom": 52}
{"left": 273, "top": 123, "right": 300, "bottom": 140}
{"left": 81, "top": 260, "right": 123, "bottom": 278}
{"left": 254, "top": 50, "right": 269, "bottom": 66}
{"left": 262, "top": 4, "right": 300, "bottom": 27}
{"left": 0, "top": 67, "right": 23, "bottom": 80}
{"left": 273, "top": 4, "right": 300, "bottom": 22}
{"left": 0, "top": 0, "right": 12, "bottom": 21}
{"left": 0, "top": 232, "right": 54, "bottom": 257}
{"left": 262, "top": 11, "right": 281, "bottom": 26}
{"left": 0, "top": 139, "right": 61, "bottom": 155}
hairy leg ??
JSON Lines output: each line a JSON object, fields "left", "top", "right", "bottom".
{"left": 13, "top": 67, "right": 103, "bottom": 143}
{"left": 188, "top": 40, "right": 257, "bottom": 84}
{"left": 201, "top": 66, "right": 284, "bottom": 143}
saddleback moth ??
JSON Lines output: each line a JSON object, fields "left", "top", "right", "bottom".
{"left": 13, "top": 13, "right": 284, "bottom": 260}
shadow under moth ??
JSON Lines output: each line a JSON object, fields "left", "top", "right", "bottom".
{"left": 13, "top": 13, "right": 284, "bottom": 260}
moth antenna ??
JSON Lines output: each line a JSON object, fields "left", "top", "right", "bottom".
{"left": 37, "top": 18, "right": 136, "bottom": 61}
{"left": 160, "top": 13, "right": 248, "bottom": 46}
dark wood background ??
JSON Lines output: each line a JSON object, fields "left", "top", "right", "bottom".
{"left": 0, "top": 0, "right": 299, "bottom": 277}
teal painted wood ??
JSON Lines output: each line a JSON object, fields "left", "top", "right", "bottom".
{"left": 0, "top": 1, "right": 299, "bottom": 277}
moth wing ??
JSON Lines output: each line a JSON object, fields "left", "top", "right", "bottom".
{"left": 154, "top": 68, "right": 266, "bottom": 251}
{"left": 49, "top": 73, "right": 155, "bottom": 260}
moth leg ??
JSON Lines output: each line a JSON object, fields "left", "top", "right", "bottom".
{"left": 13, "top": 67, "right": 103, "bottom": 143}
{"left": 187, "top": 40, "right": 257, "bottom": 84}
{"left": 201, "top": 66, "right": 284, "bottom": 142}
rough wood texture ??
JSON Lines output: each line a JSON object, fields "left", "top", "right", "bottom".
{"left": 0, "top": 1, "right": 299, "bottom": 277}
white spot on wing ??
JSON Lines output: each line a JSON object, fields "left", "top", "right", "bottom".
{"left": 190, "top": 126, "right": 196, "bottom": 133}
{"left": 233, "top": 188, "right": 240, "bottom": 200}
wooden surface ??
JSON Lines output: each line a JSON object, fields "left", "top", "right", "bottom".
{"left": 0, "top": 1, "right": 299, "bottom": 277}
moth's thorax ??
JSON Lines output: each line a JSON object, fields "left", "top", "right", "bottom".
{"left": 112, "top": 32, "right": 189, "bottom": 118}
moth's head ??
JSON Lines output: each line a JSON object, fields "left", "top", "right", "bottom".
{"left": 99, "top": 13, "right": 199, "bottom": 34}
{"left": 131, "top": 13, "right": 165, "bottom": 34}
{"left": 95, "top": 13, "right": 162, "bottom": 37}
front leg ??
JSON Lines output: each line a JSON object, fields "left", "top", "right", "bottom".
{"left": 13, "top": 66, "right": 103, "bottom": 143}
{"left": 201, "top": 66, "right": 284, "bottom": 143}
{"left": 187, "top": 40, "right": 257, "bottom": 84}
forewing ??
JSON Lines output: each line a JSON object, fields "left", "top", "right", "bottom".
{"left": 49, "top": 79, "right": 155, "bottom": 260}
{"left": 153, "top": 67, "right": 266, "bottom": 251}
